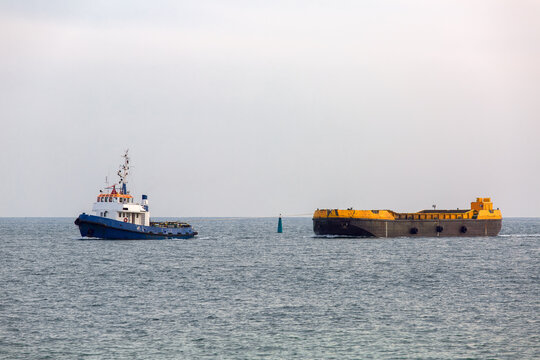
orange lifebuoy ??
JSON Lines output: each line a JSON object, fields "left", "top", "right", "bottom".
{"left": 123, "top": 217, "right": 128, "bottom": 222}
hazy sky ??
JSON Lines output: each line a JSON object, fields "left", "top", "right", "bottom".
{"left": 0, "top": 0, "right": 539, "bottom": 217}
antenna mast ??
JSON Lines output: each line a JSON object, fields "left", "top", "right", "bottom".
{"left": 117, "top": 149, "right": 130, "bottom": 194}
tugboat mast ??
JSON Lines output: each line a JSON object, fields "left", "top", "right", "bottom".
{"left": 117, "top": 149, "right": 129, "bottom": 194}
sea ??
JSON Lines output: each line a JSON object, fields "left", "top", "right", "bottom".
{"left": 0, "top": 217, "right": 538, "bottom": 359}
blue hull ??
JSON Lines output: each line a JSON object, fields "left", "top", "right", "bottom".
{"left": 75, "top": 214, "right": 197, "bottom": 240}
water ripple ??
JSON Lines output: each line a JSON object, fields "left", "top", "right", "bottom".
{"left": 0, "top": 217, "right": 538, "bottom": 359}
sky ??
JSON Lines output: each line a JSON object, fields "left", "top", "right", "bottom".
{"left": 0, "top": 0, "right": 539, "bottom": 217}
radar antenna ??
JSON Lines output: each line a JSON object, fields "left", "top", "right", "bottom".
{"left": 117, "top": 149, "right": 130, "bottom": 194}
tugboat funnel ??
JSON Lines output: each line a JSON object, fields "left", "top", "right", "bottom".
{"left": 142, "top": 194, "right": 149, "bottom": 211}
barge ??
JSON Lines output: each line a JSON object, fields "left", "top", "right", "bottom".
{"left": 313, "top": 198, "right": 502, "bottom": 237}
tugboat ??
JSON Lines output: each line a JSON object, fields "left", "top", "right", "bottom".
{"left": 313, "top": 198, "right": 502, "bottom": 237}
{"left": 74, "top": 150, "right": 197, "bottom": 240}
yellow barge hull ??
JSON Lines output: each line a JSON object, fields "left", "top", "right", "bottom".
{"left": 313, "top": 198, "right": 502, "bottom": 237}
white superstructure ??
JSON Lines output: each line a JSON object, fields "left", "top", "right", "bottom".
{"left": 91, "top": 150, "right": 150, "bottom": 226}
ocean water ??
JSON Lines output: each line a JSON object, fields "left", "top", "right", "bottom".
{"left": 0, "top": 217, "right": 538, "bottom": 359}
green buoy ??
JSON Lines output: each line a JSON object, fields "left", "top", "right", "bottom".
{"left": 277, "top": 215, "right": 283, "bottom": 233}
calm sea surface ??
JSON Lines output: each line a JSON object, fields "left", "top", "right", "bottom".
{"left": 0, "top": 217, "right": 538, "bottom": 359}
